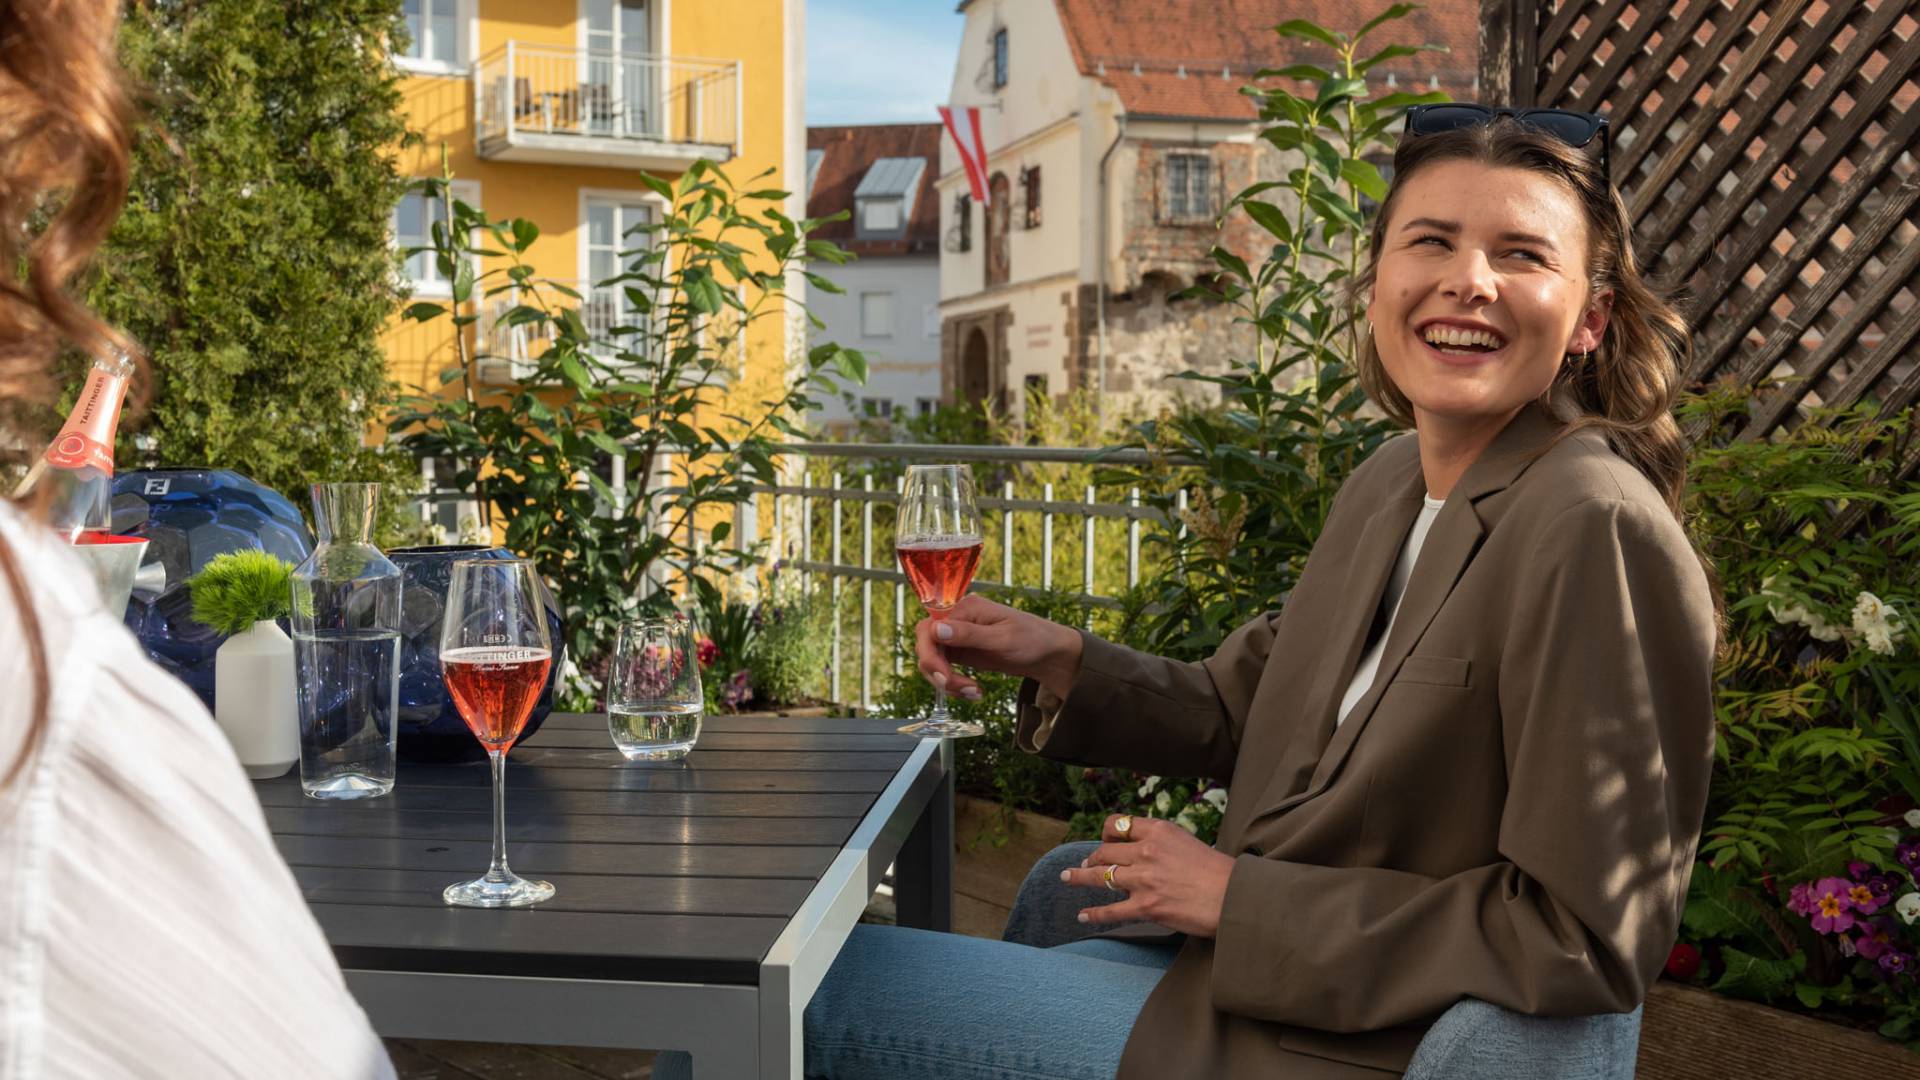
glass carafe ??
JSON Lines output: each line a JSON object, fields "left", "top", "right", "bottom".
{"left": 291, "top": 482, "right": 402, "bottom": 799}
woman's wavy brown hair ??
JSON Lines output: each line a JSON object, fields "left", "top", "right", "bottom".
{"left": 1352, "top": 117, "right": 1723, "bottom": 640}
{"left": 1, "top": 0, "right": 140, "bottom": 775}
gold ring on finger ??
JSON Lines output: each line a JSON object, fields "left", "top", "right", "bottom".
{"left": 1115, "top": 815, "right": 1132, "bottom": 836}
{"left": 1102, "top": 864, "right": 1121, "bottom": 892}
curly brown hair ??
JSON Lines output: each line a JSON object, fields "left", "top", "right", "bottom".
{"left": 1, "top": 0, "right": 140, "bottom": 780}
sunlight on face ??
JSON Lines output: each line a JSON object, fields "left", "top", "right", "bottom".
{"left": 1367, "top": 160, "right": 1611, "bottom": 432}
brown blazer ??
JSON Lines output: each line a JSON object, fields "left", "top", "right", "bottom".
{"left": 1015, "top": 403, "right": 1718, "bottom": 1078}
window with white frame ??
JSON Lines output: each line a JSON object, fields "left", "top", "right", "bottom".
{"left": 393, "top": 182, "right": 479, "bottom": 294}
{"left": 400, "top": 0, "right": 464, "bottom": 69}
{"left": 860, "top": 396, "right": 894, "bottom": 418}
{"left": 584, "top": 0, "right": 654, "bottom": 135}
{"left": 992, "top": 27, "right": 1009, "bottom": 89}
{"left": 584, "top": 197, "right": 657, "bottom": 337}
{"left": 916, "top": 397, "right": 938, "bottom": 417}
{"left": 860, "top": 292, "right": 894, "bottom": 338}
{"left": 1163, "top": 151, "right": 1215, "bottom": 223}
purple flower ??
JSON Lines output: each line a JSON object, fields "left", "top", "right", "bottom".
{"left": 1898, "top": 842, "right": 1920, "bottom": 883}
{"left": 1878, "top": 950, "right": 1911, "bottom": 978}
{"left": 1854, "top": 917, "right": 1896, "bottom": 961}
{"left": 721, "top": 669, "right": 754, "bottom": 710}
{"left": 1866, "top": 874, "right": 1895, "bottom": 907}
{"left": 1810, "top": 877, "right": 1857, "bottom": 934}
{"left": 1847, "top": 880, "right": 1884, "bottom": 916}
{"left": 1786, "top": 880, "right": 1818, "bottom": 916}
{"left": 1847, "top": 860, "right": 1873, "bottom": 880}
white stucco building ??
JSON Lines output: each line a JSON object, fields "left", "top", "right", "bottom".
{"left": 937, "top": 0, "right": 1478, "bottom": 416}
{"left": 805, "top": 123, "right": 944, "bottom": 431}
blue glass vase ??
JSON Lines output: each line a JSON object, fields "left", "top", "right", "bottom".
{"left": 389, "top": 545, "right": 565, "bottom": 763}
{"left": 111, "top": 468, "right": 315, "bottom": 710}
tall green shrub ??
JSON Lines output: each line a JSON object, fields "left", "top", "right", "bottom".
{"left": 88, "top": 0, "right": 414, "bottom": 506}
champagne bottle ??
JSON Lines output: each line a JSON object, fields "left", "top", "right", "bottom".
{"left": 11, "top": 353, "right": 134, "bottom": 542}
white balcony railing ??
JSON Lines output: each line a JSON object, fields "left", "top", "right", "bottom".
{"left": 477, "top": 278, "right": 633, "bottom": 381}
{"left": 414, "top": 443, "right": 1192, "bottom": 712}
{"left": 476, "top": 42, "right": 738, "bottom": 167}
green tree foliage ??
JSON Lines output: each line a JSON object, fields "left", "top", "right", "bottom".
{"left": 88, "top": 0, "right": 414, "bottom": 511}
{"left": 392, "top": 161, "right": 866, "bottom": 706}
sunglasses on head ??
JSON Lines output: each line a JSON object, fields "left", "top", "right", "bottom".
{"left": 1404, "top": 104, "right": 1611, "bottom": 181}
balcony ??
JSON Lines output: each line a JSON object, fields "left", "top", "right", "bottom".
{"left": 475, "top": 42, "right": 738, "bottom": 170}
{"left": 476, "top": 279, "right": 631, "bottom": 381}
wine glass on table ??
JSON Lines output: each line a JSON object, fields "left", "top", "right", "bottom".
{"left": 439, "top": 558, "right": 556, "bottom": 908}
{"left": 895, "top": 463, "right": 985, "bottom": 739}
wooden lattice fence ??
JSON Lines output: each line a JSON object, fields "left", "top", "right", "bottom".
{"left": 1480, "top": 0, "right": 1920, "bottom": 469}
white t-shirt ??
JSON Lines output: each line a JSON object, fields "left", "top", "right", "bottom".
{"left": 0, "top": 503, "right": 393, "bottom": 1079}
{"left": 1335, "top": 493, "right": 1447, "bottom": 727}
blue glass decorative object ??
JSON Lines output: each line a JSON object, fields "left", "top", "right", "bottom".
{"left": 112, "top": 469, "right": 315, "bottom": 710}
{"left": 389, "top": 545, "right": 565, "bottom": 762}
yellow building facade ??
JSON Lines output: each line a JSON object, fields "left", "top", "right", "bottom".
{"left": 384, "top": 0, "right": 804, "bottom": 404}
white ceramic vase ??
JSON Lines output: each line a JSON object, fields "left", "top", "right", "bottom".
{"left": 214, "top": 620, "right": 298, "bottom": 779}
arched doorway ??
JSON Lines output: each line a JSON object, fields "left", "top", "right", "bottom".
{"left": 960, "top": 326, "right": 992, "bottom": 405}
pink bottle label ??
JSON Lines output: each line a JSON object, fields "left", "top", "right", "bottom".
{"left": 43, "top": 366, "right": 127, "bottom": 472}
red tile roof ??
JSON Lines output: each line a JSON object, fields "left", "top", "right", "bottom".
{"left": 805, "top": 123, "right": 943, "bottom": 257}
{"left": 1052, "top": 0, "right": 1482, "bottom": 121}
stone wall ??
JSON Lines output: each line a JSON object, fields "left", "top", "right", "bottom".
{"left": 1076, "top": 137, "right": 1306, "bottom": 412}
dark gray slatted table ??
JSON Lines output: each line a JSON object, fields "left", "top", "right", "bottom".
{"left": 255, "top": 712, "right": 953, "bottom": 1079}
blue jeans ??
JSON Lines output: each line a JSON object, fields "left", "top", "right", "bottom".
{"left": 655, "top": 842, "right": 1176, "bottom": 1079}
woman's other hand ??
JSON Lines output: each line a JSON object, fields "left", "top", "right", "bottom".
{"left": 913, "top": 594, "right": 1083, "bottom": 701}
{"left": 1062, "top": 814, "right": 1237, "bottom": 938}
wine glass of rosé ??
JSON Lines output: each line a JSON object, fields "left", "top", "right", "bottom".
{"left": 895, "top": 464, "right": 986, "bottom": 739}
{"left": 439, "top": 558, "right": 556, "bottom": 908}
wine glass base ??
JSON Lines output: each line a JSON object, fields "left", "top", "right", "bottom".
{"left": 897, "top": 718, "right": 986, "bottom": 739}
{"left": 443, "top": 873, "right": 555, "bottom": 909}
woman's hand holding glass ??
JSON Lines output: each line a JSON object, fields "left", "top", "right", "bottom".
{"left": 911, "top": 595, "right": 1085, "bottom": 702}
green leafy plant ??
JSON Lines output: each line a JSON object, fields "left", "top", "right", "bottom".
{"left": 188, "top": 550, "right": 297, "bottom": 635}
{"left": 1113, "top": 7, "right": 1443, "bottom": 658}
{"left": 750, "top": 570, "right": 833, "bottom": 707}
{"left": 391, "top": 159, "right": 866, "bottom": 706}
{"left": 89, "top": 0, "right": 417, "bottom": 538}
{"left": 1668, "top": 384, "right": 1920, "bottom": 1043}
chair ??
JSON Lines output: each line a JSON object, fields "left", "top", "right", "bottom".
{"left": 1011, "top": 842, "right": 1643, "bottom": 1080}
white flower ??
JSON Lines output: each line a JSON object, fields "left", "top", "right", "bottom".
{"left": 1153, "top": 790, "right": 1173, "bottom": 816}
{"left": 1201, "top": 787, "right": 1229, "bottom": 812}
{"left": 1806, "top": 613, "right": 1845, "bottom": 642}
{"left": 1864, "top": 624, "right": 1897, "bottom": 656}
{"left": 1904, "top": 808, "right": 1920, "bottom": 830}
{"left": 1172, "top": 808, "right": 1200, "bottom": 834}
{"left": 1137, "top": 776, "right": 1160, "bottom": 799}
{"left": 1769, "top": 601, "right": 1810, "bottom": 626}
{"left": 1838, "top": 933, "right": 1858, "bottom": 958}
{"left": 1853, "top": 591, "right": 1890, "bottom": 626}
{"left": 1898, "top": 893, "right": 1920, "bottom": 926}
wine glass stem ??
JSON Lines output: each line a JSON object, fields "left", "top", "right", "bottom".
{"left": 931, "top": 682, "right": 949, "bottom": 722}
{"left": 488, "top": 748, "right": 512, "bottom": 882}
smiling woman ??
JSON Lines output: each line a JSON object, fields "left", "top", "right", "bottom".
{"left": 676, "top": 105, "right": 1727, "bottom": 1080}
{"left": 1354, "top": 118, "right": 1705, "bottom": 541}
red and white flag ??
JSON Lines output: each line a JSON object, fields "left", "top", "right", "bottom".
{"left": 938, "top": 105, "right": 990, "bottom": 204}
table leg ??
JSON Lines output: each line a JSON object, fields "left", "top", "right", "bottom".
{"left": 892, "top": 739, "right": 953, "bottom": 932}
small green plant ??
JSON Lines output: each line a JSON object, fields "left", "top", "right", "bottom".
{"left": 188, "top": 550, "right": 297, "bottom": 635}
{"left": 750, "top": 572, "right": 833, "bottom": 707}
